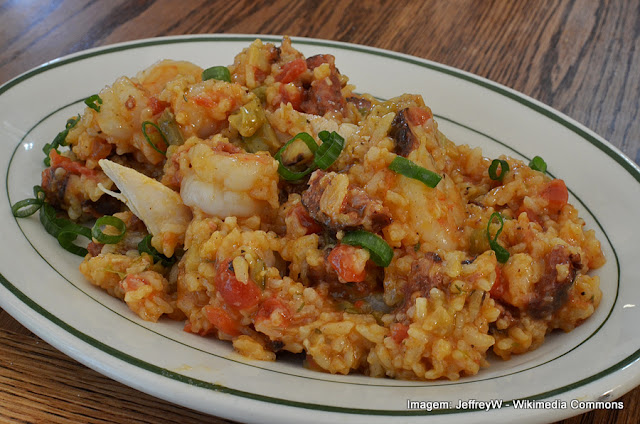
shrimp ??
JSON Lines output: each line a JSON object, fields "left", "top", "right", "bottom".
{"left": 136, "top": 60, "right": 202, "bottom": 96}
{"left": 98, "top": 159, "right": 192, "bottom": 257}
{"left": 175, "top": 136, "right": 280, "bottom": 218}
{"left": 94, "top": 77, "right": 166, "bottom": 164}
{"left": 91, "top": 61, "right": 203, "bottom": 165}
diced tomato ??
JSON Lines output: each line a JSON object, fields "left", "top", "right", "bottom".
{"left": 121, "top": 274, "right": 148, "bottom": 292}
{"left": 328, "top": 244, "right": 367, "bottom": 283}
{"left": 516, "top": 205, "right": 542, "bottom": 225}
{"left": 203, "top": 305, "right": 241, "bottom": 336}
{"left": 253, "top": 66, "right": 268, "bottom": 84}
{"left": 87, "top": 138, "right": 113, "bottom": 161}
{"left": 292, "top": 204, "right": 322, "bottom": 235}
{"left": 194, "top": 96, "right": 214, "bottom": 108}
{"left": 279, "top": 83, "right": 303, "bottom": 111}
{"left": 489, "top": 265, "right": 507, "bottom": 300}
{"left": 275, "top": 58, "right": 307, "bottom": 84}
{"left": 148, "top": 97, "right": 170, "bottom": 115}
{"left": 542, "top": 179, "right": 569, "bottom": 213}
{"left": 255, "top": 297, "right": 291, "bottom": 327}
{"left": 390, "top": 323, "right": 409, "bottom": 343}
{"left": 215, "top": 259, "right": 261, "bottom": 311}
{"left": 49, "top": 150, "right": 97, "bottom": 178}
{"left": 405, "top": 107, "right": 433, "bottom": 126}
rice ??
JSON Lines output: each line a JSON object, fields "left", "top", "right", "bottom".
{"left": 35, "top": 37, "right": 605, "bottom": 381}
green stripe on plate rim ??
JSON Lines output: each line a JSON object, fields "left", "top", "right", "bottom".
{"left": 0, "top": 35, "right": 635, "bottom": 415}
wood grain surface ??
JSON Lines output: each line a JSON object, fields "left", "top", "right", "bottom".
{"left": 1, "top": 0, "right": 638, "bottom": 423}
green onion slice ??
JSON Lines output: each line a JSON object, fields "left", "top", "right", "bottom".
{"left": 486, "top": 212, "right": 510, "bottom": 263}
{"left": 529, "top": 155, "right": 547, "bottom": 173}
{"left": 92, "top": 216, "right": 126, "bottom": 244}
{"left": 33, "top": 185, "right": 45, "bottom": 201}
{"left": 274, "top": 132, "right": 319, "bottom": 181}
{"left": 142, "top": 121, "right": 168, "bottom": 155}
{"left": 341, "top": 230, "right": 394, "bottom": 267}
{"left": 84, "top": 94, "right": 103, "bottom": 112}
{"left": 39, "top": 203, "right": 92, "bottom": 256}
{"left": 40, "top": 203, "right": 66, "bottom": 237}
{"left": 314, "top": 131, "right": 345, "bottom": 170}
{"left": 43, "top": 115, "right": 80, "bottom": 166}
{"left": 11, "top": 185, "right": 46, "bottom": 218}
{"left": 57, "top": 225, "right": 91, "bottom": 257}
{"left": 202, "top": 66, "right": 231, "bottom": 82}
{"left": 488, "top": 159, "right": 509, "bottom": 181}
{"left": 388, "top": 156, "right": 442, "bottom": 188}
{"left": 11, "top": 198, "right": 43, "bottom": 218}
{"left": 138, "top": 235, "right": 175, "bottom": 267}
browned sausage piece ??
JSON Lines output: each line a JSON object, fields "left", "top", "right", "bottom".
{"left": 347, "top": 96, "right": 372, "bottom": 113}
{"left": 301, "top": 170, "right": 392, "bottom": 233}
{"left": 527, "top": 245, "right": 582, "bottom": 319}
{"left": 389, "top": 108, "right": 418, "bottom": 157}
{"left": 407, "top": 252, "right": 446, "bottom": 295}
{"left": 300, "top": 54, "right": 346, "bottom": 116}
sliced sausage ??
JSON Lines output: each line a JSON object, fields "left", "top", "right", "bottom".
{"left": 389, "top": 108, "right": 418, "bottom": 157}
{"left": 301, "top": 170, "right": 392, "bottom": 233}
{"left": 527, "top": 245, "right": 582, "bottom": 318}
{"left": 300, "top": 54, "right": 346, "bottom": 116}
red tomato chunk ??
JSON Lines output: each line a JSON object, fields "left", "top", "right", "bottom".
{"left": 215, "top": 259, "right": 261, "bottom": 311}
{"left": 328, "top": 244, "right": 367, "bottom": 283}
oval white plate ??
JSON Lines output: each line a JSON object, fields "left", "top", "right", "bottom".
{"left": 1, "top": 35, "right": 639, "bottom": 424}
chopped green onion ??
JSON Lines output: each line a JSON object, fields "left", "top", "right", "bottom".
{"left": 39, "top": 203, "right": 92, "bottom": 256}
{"left": 42, "top": 145, "right": 55, "bottom": 166}
{"left": 486, "top": 212, "right": 510, "bottom": 263}
{"left": 341, "top": 230, "right": 394, "bottom": 267}
{"left": 529, "top": 156, "right": 547, "bottom": 173}
{"left": 202, "top": 66, "right": 231, "bottom": 82}
{"left": 65, "top": 116, "right": 79, "bottom": 130}
{"left": 488, "top": 159, "right": 509, "bottom": 181}
{"left": 11, "top": 185, "right": 46, "bottom": 218}
{"left": 388, "top": 156, "right": 441, "bottom": 188}
{"left": 274, "top": 132, "right": 319, "bottom": 181}
{"left": 138, "top": 235, "right": 175, "bottom": 267}
{"left": 43, "top": 115, "right": 80, "bottom": 166}
{"left": 33, "top": 185, "right": 45, "bottom": 201}
{"left": 84, "top": 94, "right": 103, "bottom": 112}
{"left": 57, "top": 225, "right": 91, "bottom": 256}
{"left": 91, "top": 216, "right": 126, "bottom": 244}
{"left": 15, "top": 195, "right": 100, "bottom": 257}
{"left": 142, "top": 121, "right": 168, "bottom": 155}
{"left": 313, "top": 131, "right": 345, "bottom": 170}
{"left": 39, "top": 203, "right": 66, "bottom": 237}
{"left": 11, "top": 198, "right": 43, "bottom": 218}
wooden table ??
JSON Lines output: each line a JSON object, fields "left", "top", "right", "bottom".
{"left": 1, "top": 1, "right": 638, "bottom": 423}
